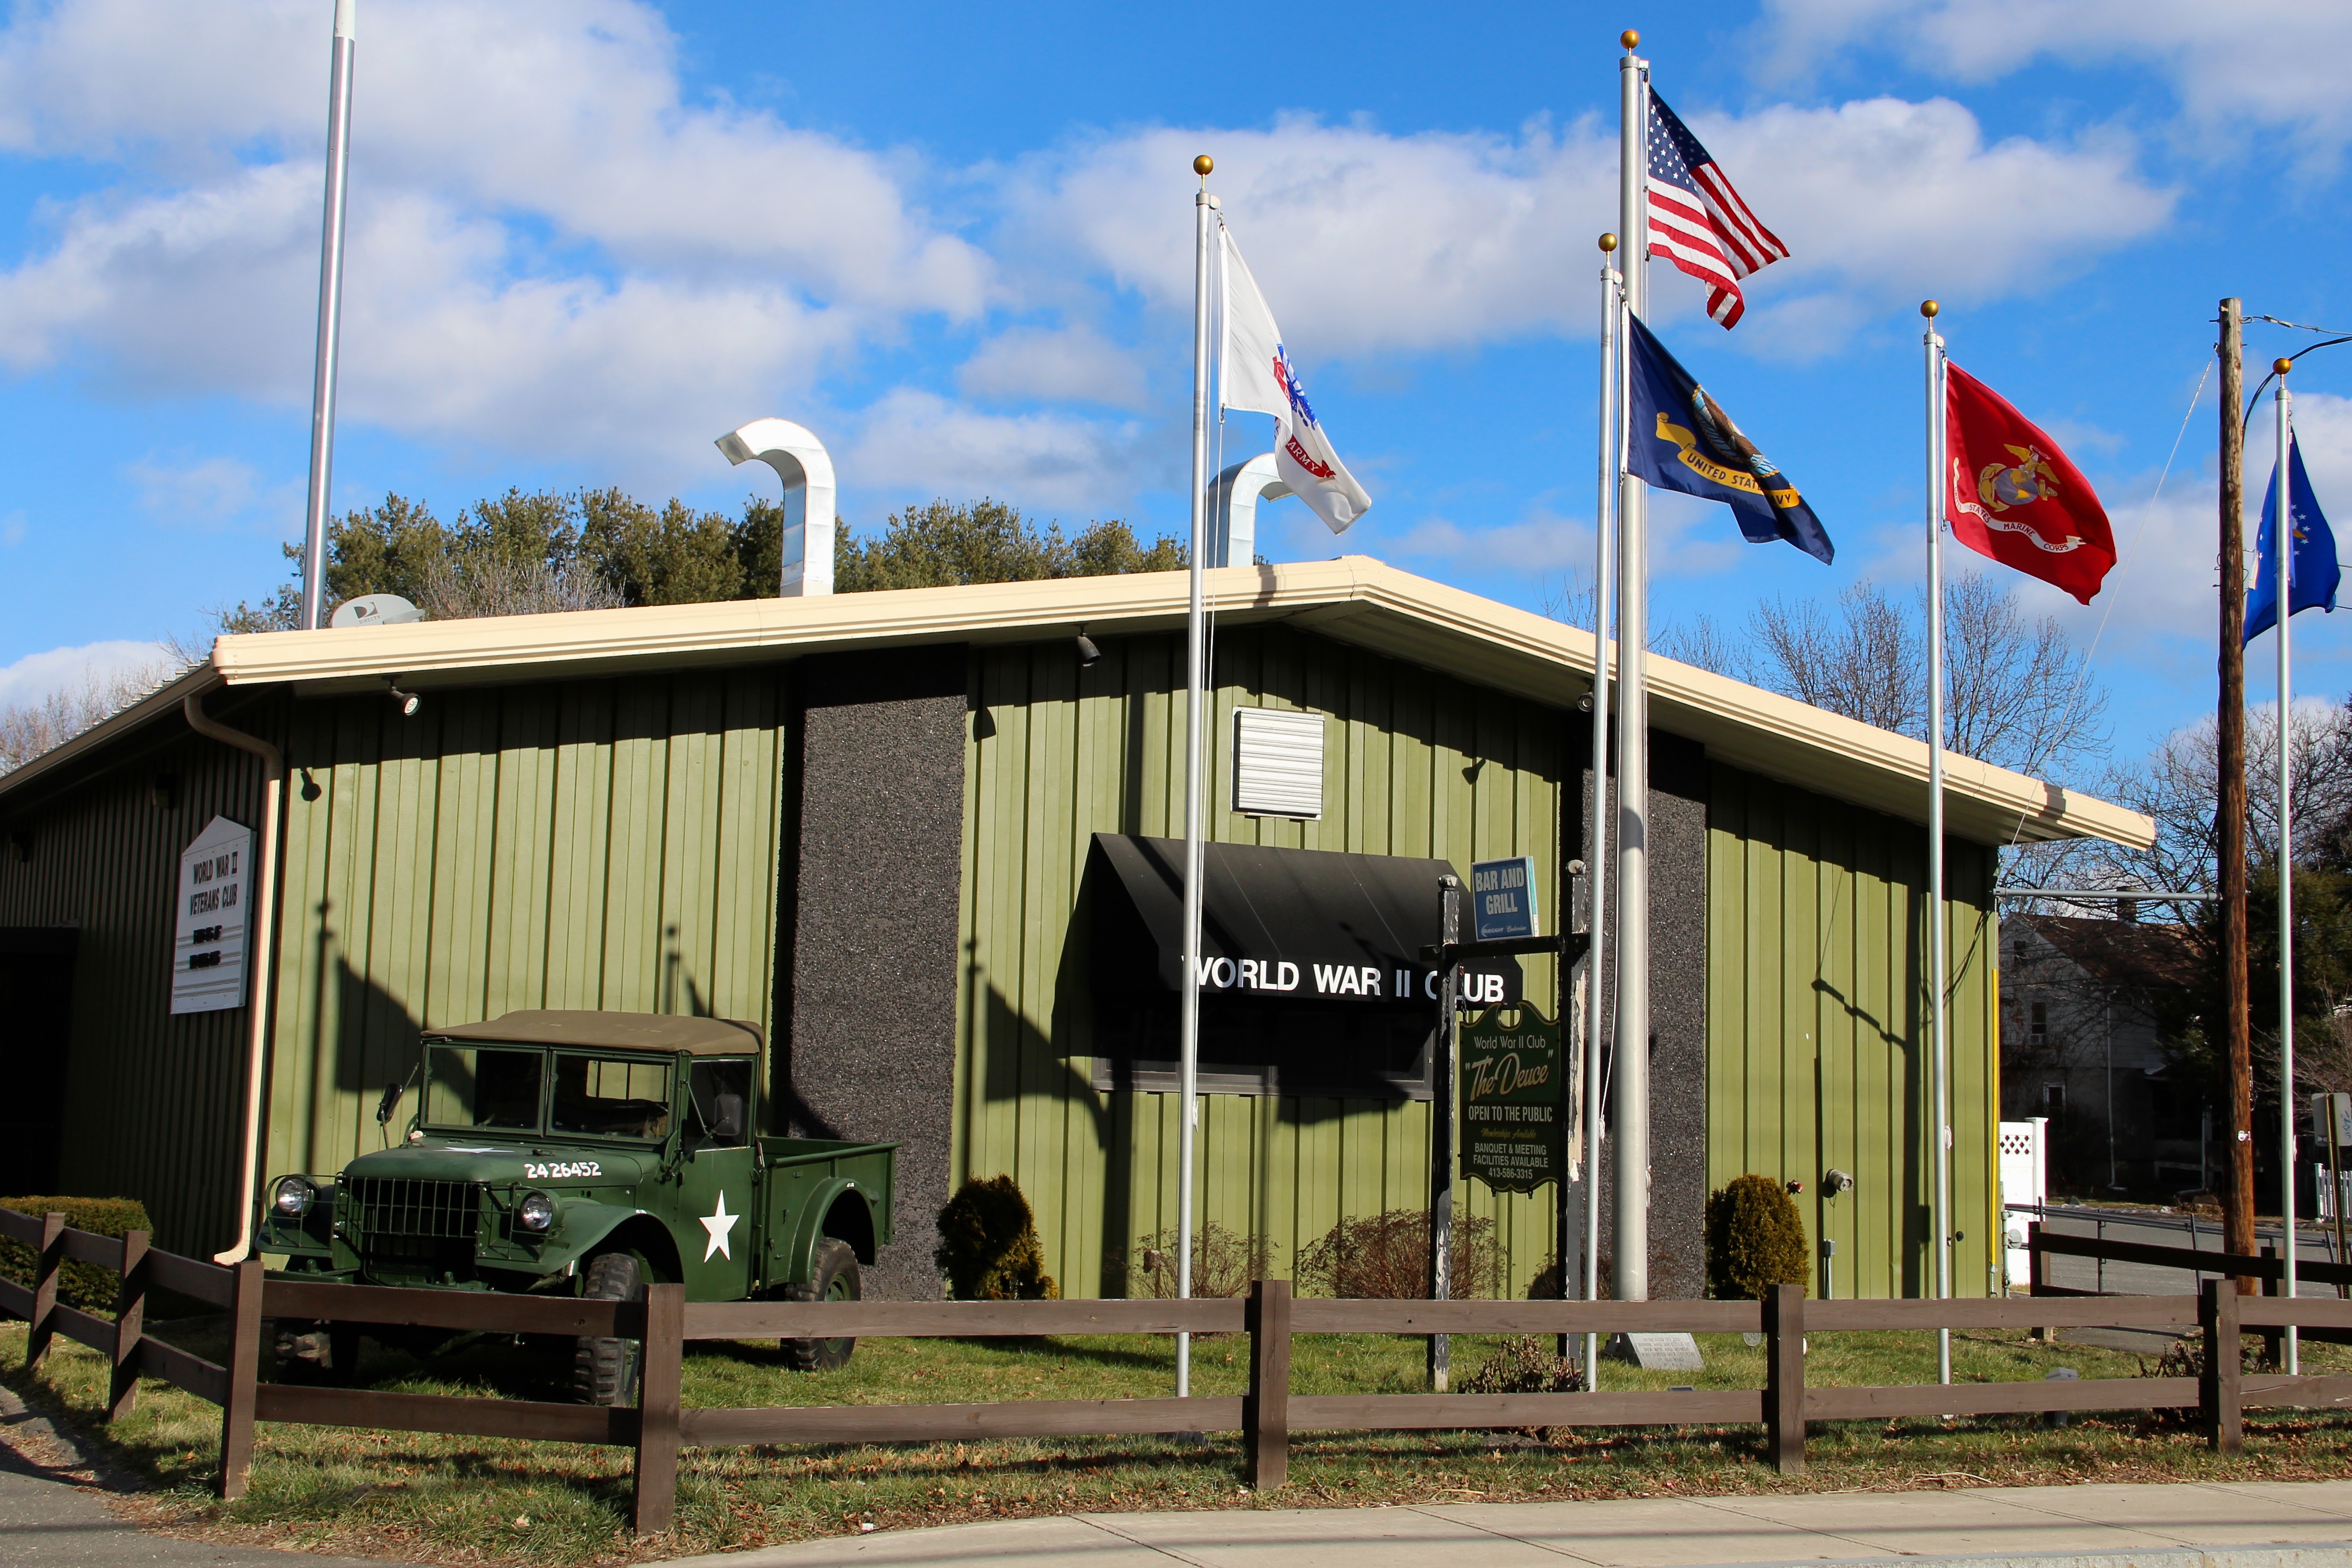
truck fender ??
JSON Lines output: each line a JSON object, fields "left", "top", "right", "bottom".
{"left": 549, "top": 1203, "right": 684, "bottom": 1285}
{"left": 771, "top": 1178, "right": 878, "bottom": 1289}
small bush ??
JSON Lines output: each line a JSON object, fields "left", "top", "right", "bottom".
{"left": 934, "top": 1176, "right": 1058, "bottom": 1301}
{"left": 1128, "top": 1222, "right": 1272, "bottom": 1299}
{"left": 1459, "top": 1334, "right": 1585, "bottom": 1395}
{"left": 0, "top": 1196, "right": 154, "bottom": 1314}
{"left": 1704, "top": 1174, "right": 1808, "bottom": 1300}
{"left": 1295, "top": 1208, "right": 1500, "bottom": 1299}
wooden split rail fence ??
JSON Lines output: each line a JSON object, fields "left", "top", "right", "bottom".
{"left": 8, "top": 1207, "right": 2352, "bottom": 1538}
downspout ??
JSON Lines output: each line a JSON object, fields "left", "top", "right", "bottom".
{"left": 184, "top": 692, "right": 284, "bottom": 1264}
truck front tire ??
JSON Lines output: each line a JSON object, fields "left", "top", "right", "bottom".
{"left": 779, "top": 1238, "right": 861, "bottom": 1372}
{"left": 574, "top": 1252, "right": 645, "bottom": 1406}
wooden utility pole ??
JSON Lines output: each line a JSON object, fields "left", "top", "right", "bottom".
{"left": 2219, "top": 297, "right": 2257, "bottom": 1285}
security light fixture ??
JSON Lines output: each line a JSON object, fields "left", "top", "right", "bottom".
{"left": 1823, "top": 1168, "right": 1856, "bottom": 1197}
{"left": 1075, "top": 632, "right": 1101, "bottom": 667}
{"left": 387, "top": 680, "right": 422, "bottom": 718}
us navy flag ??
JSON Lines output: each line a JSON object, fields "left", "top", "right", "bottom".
{"left": 1624, "top": 312, "right": 1833, "bottom": 565}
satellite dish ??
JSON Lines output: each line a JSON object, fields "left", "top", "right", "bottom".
{"left": 328, "top": 594, "right": 424, "bottom": 629}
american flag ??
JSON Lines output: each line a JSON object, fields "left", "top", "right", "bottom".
{"left": 1645, "top": 87, "right": 1788, "bottom": 329}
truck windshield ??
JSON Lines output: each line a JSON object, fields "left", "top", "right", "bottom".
{"left": 423, "top": 1044, "right": 545, "bottom": 1132}
{"left": 550, "top": 1053, "right": 674, "bottom": 1141}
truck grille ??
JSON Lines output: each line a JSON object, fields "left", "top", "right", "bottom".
{"left": 348, "top": 1177, "right": 484, "bottom": 1238}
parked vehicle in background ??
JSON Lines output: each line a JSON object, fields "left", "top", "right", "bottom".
{"left": 261, "top": 1011, "right": 896, "bottom": 1401}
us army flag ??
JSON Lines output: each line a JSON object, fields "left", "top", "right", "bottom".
{"left": 1218, "top": 226, "right": 1373, "bottom": 533}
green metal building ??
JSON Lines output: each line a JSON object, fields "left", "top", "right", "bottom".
{"left": 0, "top": 558, "right": 2150, "bottom": 1300}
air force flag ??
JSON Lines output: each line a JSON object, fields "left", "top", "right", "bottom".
{"left": 1624, "top": 312, "right": 1833, "bottom": 565}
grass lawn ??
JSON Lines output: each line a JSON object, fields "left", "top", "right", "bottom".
{"left": 7, "top": 1314, "right": 2352, "bottom": 1565}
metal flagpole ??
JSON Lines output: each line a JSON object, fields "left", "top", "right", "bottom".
{"left": 2275, "top": 358, "right": 2300, "bottom": 1375}
{"left": 1612, "top": 26, "right": 1652, "bottom": 1310}
{"left": 1922, "top": 302, "right": 1953, "bottom": 1386}
{"left": 1175, "top": 154, "right": 1216, "bottom": 1398}
{"left": 300, "top": 0, "right": 358, "bottom": 631}
{"left": 1583, "top": 232, "right": 1622, "bottom": 1380}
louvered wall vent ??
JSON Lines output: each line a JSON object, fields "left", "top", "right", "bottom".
{"left": 1232, "top": 707, "right": 1324, "bottom": 819}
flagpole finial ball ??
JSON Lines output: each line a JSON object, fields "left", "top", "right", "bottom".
{"left": 1621, "top": 29, "right": 1640, "bottom": 47}
{"left": 1920, "top": 300, "right": 1939, "bottom": 318}
{"left": 2277, "top": 357, "right": 2294, "bottom": 376}
{"left": 1193, "top": 154, "right": 1214, "bottom": 177}
{"left": 1599, "top": 233, "right": 1618, "bottom": 252}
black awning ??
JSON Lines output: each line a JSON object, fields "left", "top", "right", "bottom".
{"left": 1087, "top": 834, "right": 1521, "bottom": 1007}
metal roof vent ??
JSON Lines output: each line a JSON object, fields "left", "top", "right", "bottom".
{"left": 1232, "top": 707, "right": 1324, "bottom": 819}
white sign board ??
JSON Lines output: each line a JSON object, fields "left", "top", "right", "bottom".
{"left": 171, "top": 815, "right": 253, "bottom": 1014}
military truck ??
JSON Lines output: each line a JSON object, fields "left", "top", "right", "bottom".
{"left": 260, "top": 1011, "right": 895, "bottom": 1401}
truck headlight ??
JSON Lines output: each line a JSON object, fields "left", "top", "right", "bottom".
{"left": 517, "top": 1191, "right": 555, "bottom": 1232}
{"left": 271, "top": 1176, "right": 314, "bottom": 1218}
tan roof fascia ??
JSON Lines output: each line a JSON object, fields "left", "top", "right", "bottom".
{"left": 181, "top": 555, "right": 2148, "bottom": 850}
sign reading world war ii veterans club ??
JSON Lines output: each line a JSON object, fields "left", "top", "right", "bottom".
{"left": 1460, "top": 1002, "right": 1563, "bottom": 1193}
{"left": 1470, "top": 855, "right": 1539, "bottom": 943}
{"left": 171, "top": 815, "right": 252, "bottom": 1015}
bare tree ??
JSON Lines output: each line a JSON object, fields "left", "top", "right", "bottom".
{"left": 416, "top": 554, "right": 623, "bottom": 619}
{"left": 1542, "top": 570, "right": 2110, "bottom": 786}
{"left": 0, "top": 655, "right": 185, "bottom": 775}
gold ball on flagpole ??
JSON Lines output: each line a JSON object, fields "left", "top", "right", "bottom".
{"left": 1194, "top": 154, "right": 1214, "bottom": 177}
{"left": 1599, "top": 233, "right": 1618, "bottom": 252}
{"left": 1621, "top": 29, "right": 1640, "bottom": 48}
{"left": 1921, "top": 300, "right": 1939, "bottom": 318}
{"left": 2276, "top": 357, "right": 2294, "bottom": 376}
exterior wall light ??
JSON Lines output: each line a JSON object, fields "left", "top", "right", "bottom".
{"left": 1823, "top": 1168, "right": 1856, "bottom": 1196}
{"left": 1075, "top": 632, "right": 1102, "bottom": 668}
{"left": 387, "top": 681, "right": 422, "bottom": 718}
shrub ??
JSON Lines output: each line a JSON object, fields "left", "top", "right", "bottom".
{"left": 1128, "top": 1222, "right": 1273, "bottom": 1299}
{"left": 1704, "top": 1174, "right": 1808, "bottom": 1300}
{"left": 1460, "top": 1334, "right": 1585, "bottom": 1395}
{"left": 0, "top": 1196, "right": 154, "bottom": 1315}
{"left": 1295, "top": 1208, "right": 1500, "bottom": 1299}
{"left": 934, "top": 1176, "right": 1058, "bottom": 1301}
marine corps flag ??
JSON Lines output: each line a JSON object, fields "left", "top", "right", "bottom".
{"left": 1943, "top": 363, "right": 2115, "bottom": 605}
{"left": 1623, "top": 312, "right": 1833, "bottom": 563}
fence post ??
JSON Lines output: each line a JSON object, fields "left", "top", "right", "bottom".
{"left": 2027, "top": 1220, "right": 2048, "bottom": 1342}
{"left": 2201, "top": 1277, "right": 2242, "bottom": 1456}
{"left": 1764, "top": 1282, "right": 1805, "bottom": 1474}
{"left": 632, "top": 1283, "right": 684, "bottom": 1537}
{"left": 26, "top": 1212, "right": 63, "bottom": 1370}
{"left": 1243, "top": 1279, "right": 1292, "bottom": 1491}
{"left": 108, "top": 1229, "right": 149, "bottom": 1422}
{"left": 217, "top": 1259, "right": 264, "bottom": 1500}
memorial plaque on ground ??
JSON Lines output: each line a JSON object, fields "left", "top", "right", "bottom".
{"left": 1459, "top": 1002, "right": 1562, "bottom": 1193}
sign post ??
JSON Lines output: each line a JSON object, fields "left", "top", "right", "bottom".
{"left": 1461, "top": 1002, "right": 1565, "bottom": 1195}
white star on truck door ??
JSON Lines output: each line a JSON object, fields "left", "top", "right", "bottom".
{"left": 701, "top": 1191, "right": 739, "bottom": 1261}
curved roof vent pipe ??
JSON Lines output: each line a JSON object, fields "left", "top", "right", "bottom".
{"left": 716, "top": 418, "right": 838, "bottom": 597}
{"left": 1206, "top": 452, "right": 1291, "bottom": 569}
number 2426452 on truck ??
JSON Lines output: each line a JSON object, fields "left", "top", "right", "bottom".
{"left": 261, "top": 1011, "right": 896, "bottom": 1402}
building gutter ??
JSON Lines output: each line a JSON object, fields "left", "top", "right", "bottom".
{"left": 182, "top": 691, "right": 284, "bottom": 1265}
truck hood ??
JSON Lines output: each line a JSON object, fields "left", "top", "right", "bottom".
{"left": 342, "top": 1139, "right": 654, "bottom": 1187}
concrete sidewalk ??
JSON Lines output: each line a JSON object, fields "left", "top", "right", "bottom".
{"left": 663, "top": 1481, "right": 2352, "bottom": 1568}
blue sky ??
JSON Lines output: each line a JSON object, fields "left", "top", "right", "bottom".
{"left": 4, "top": 0, "right": 2351, "bottom": 786}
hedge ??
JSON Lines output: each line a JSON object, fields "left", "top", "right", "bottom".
{"left": 0, "top": 1196, "right": 154, "bottom": 1315}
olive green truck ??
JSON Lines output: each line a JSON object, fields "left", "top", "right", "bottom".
{"left": 260, "top": 1011, "right": 896, "bottom": 1402}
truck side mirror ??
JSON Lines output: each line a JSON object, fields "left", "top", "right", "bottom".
{"left": 712, "top": 1092, "right": 745, "bottom": 1142}
{"left": 377, "top": 1080, "right": 404, "bottom": 1126}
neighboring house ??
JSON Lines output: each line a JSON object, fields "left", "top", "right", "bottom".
{"left": 1999, "top": 912, "right": 2208, "bottom": 1197}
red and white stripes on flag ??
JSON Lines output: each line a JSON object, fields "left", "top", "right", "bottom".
{"left": 1645, "top": 87, "right": 1788, "bottom": 329}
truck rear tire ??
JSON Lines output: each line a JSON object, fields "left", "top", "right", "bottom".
{"left": 574, "top": 1252, "right": 644, "bottom": 1406}
{"left": 779, "top": 1238, "right": 861, "bottom": 1372}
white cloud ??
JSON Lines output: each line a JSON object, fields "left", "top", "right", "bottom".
{"left": 127, "top": 454, "right": 259, "bottom": 524}
{"left": 957, "top": 325, "right": 1146, "bottom": 410}
{"left": 1761, "top": 0, "right": 2352, "bottom": 151}
{"left": 841, "top": 389, "right": 1150, "bottom": 518}
{"left": 0, "top": 639, "right": 173, "bottom": 710}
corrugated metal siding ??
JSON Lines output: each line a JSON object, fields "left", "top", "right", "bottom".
{"left": 1706, "top": 764, "right": 2001, "bottom": 1299}
{"left": 264, "top": 672, "right": 787, "bottom": 1189}
{"left": 957, "top": 624, "right": 1570, "bottom": 1299}
{"left": 0, "top": 690, "right": 286, "bottom": 1254}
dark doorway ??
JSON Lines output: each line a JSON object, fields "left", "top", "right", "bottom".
{"left": 0, "top": 929, "right": 77, "bottom": 1195}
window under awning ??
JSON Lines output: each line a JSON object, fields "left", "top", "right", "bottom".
{"left": 1087, "top": 833, "right": 1522, "bottom": 1008}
